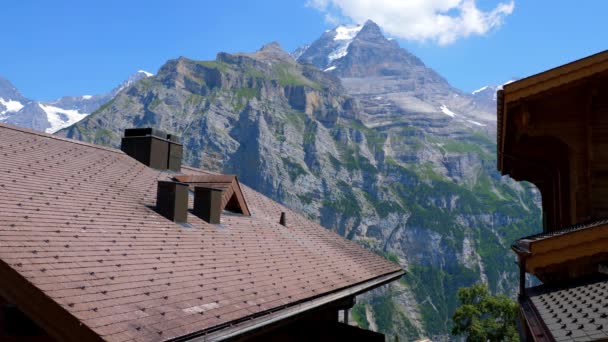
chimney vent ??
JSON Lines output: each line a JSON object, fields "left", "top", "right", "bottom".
{"left": 121, "top": 128, "right": 183, "bottom": 171}
{"left": 193, "top": 187, "right": 223, "bottom": 224}
{"left": 156, "top": 181, "right": 188, "bottom": 223}
{"left": 279, "top": 212, "right": 286, "bottom": 226}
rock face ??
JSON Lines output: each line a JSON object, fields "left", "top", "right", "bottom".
{"left": 0, "top": 70, "right": 153, "bottom": 133}
{"left": 57, "top": 24, "right": 541, "bottom": 340}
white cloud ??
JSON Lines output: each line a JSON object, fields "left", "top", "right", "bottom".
{"left": 306, "top": 0, "right": 514, "bottom": 45}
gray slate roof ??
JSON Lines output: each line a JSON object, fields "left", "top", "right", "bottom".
{"left": 526, "top": 277, "right": 608, "bottom": 341}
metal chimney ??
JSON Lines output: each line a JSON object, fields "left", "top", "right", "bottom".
{"left": 193, "top": 187, "right": 223, "bottom": 224}
{"left": 121, "top": 128, "right": 183, "bottom": 171}
{"left": 156, "top": 181, "right": 188, "bottom": 223}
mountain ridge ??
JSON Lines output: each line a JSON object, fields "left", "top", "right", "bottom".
{"left": 0, "top": 70, "right": 153, "bottom": 133}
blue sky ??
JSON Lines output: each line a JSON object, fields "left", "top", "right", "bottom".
{"left": 2, "top": 1, "right": 607, "bottom": 100}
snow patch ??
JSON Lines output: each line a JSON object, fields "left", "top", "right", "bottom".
{"left": 38, "top": 103, "right": 88, "bottom": 133}
{"left": 327, "top": 25, "right": 363, "bottom": 63}
{"left": 468, "top": 120, "right": 486, "bottom": 127}
{"left": 324, "top": 65, "right": 337, "bottom": 72}
{"left": 0, "top": 98, "right": 24, "bottom": 114}
{"left": 81, "top": 95, "right": 93, "bottom": 100}
{"left": 472, "top": 86, "right": 489, "bottom": 95}
{"left": 138, "top": 70, "right": 153, "bottom": 77}
{"left": 440, "top": 105, "right": 456, "bottom": 117}
{"left": 328, "top": 44, "right": 350, "bottom": 62}
{"left": 334, "top": 25, "right": 362, "bottom": 40}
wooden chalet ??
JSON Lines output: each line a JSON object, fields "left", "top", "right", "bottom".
{"left": 498, "top": 50, "right": 608, "bottom": 341}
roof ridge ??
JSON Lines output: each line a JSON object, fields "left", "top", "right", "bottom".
{"left": 0, "top": 123, "right": 125, "bottom": 155}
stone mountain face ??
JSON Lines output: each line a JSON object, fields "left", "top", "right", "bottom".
{"left": 0, "top": 77, "right": 28, "bottom": 121}
{"left": 56, "top": 25, "right": 540, "bottom": 340}
{"left": 0, "top": 70, "right": 153, "bottom": 133}
{"left": 0, "top": 77, "right": 28, "bottom": 103}
{"left": 298, "top": 20, "right": 429, "bottom": 79}
{"left": 297, "top": 20, "right": 497, "bottom": 133}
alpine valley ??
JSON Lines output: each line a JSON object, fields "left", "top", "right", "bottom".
{"left": 55, "top": 20, "right": 540, "bottom": 340}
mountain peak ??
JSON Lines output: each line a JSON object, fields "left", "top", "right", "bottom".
{"left": 361, "top": 19, "right": 381, "bottom": 32}
{"left": 109, "top": 69, "right": 154, "bottom": 97}
{"left": 0, "top": 76, "right": 27, "bottom": 102}
{"left": 296, "top": 19, "right": 435, "bottom": 78}
{"left": 259, "top": 41, "right": 283, "bottom": 52}
{"left": 355, "top": 19, "right": 386, "bottom": 42}
{"left": 253, "top": 42, "right": 293, "bottom": 61}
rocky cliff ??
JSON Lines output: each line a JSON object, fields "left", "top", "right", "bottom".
{"left": 57, "top": 23, "right": 540, "bottom": 340}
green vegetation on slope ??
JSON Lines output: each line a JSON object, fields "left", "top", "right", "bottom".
{"left": 351, "top": 303, "right": 369, "bottom": 330}
{"left": 452, "top": 283, "right": 518, "bottom": 341}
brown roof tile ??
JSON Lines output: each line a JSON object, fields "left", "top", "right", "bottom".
{"left": 0, "top": 123, "right": 402, "bottom": 341}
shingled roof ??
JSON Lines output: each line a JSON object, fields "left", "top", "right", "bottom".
{"left": 0, "top": 123, "right": 403, "bottom": 341}
{"left": 521, "top": 277, "right": 608, "bottom": 342}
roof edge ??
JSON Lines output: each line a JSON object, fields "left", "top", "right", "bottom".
{"left": 519, "top": 295, "right": 555, "bottom": 342}
{"left": 0, "top": 259, "right": 104, "bottom": 342}
{"left": 0, "top": 123, "right": 124, "bottom": 155}
{"left": 232, "top": 175, "right": 251, "bottom": 216}
{"left": 176, "top": 269, "right": 405, "bottom": 342}
{"left": 503, "top": 49, "right": 608, "bottom": 95}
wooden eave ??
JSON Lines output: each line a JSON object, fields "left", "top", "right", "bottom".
{"left": 498, "top": 49, "right": 608, "bottom": 172}
{"left": 514, "top": 222, "right": 608, "bottom": 274}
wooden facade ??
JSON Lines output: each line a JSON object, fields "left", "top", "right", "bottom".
{"left": 498, "top": 50, "right": 608, "bottom": 231}
{"left": 498, "top": 50, "right": 608, "bottom": 341}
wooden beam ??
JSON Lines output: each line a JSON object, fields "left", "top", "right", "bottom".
{"left": 526, "top": 237, "right": 608, "bottom": 272}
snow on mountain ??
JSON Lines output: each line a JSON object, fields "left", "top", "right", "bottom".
{"left": 291, "top": 44, "right": 310, "bottom": 60}
{"left": 328, "top": 24, "right": 362, "bottom": 62}
{"left": 334, "top": 25, "right": 363, "bottom": 40}
{"left": 38, "top": 103, "right": 87, "bottom": 133}
{"left": 471, "top": 79, "right": 518, "bottom": 102}
{"left": 471, "top": 85, "right": 489, "bottom": 95}
{"left": 0, "top": 69, "right": 155, "bottom": 133}
{"left": 138, "top": 70, "right": 153, "bottom": 77}
{"left": 112, "top": 70, "right": 154, "bottom": 95}
{"left": 0, "top": 98, "right": 24, "bottom": 116}
{"left": 468, "top": 119, "right": 486, "bottom": 127}
{"left": 297, "top": 20, "right": 496, "bottom": 130}
{"left": 440, "top": 104, "right": 456, "bottom": 117}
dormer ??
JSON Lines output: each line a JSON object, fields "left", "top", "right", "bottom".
{"left": 173, "top": 174, "right": 250, "bottom": 223}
